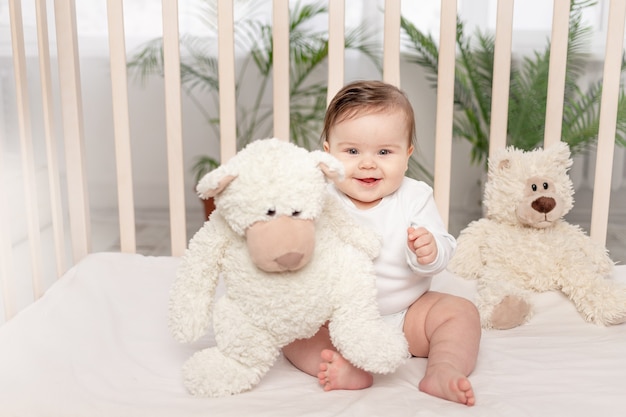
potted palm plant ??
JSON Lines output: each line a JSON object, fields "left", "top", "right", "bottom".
{"left": 128, "top": 0, "right": 382, "bottom": 219}
{"left": 400, "top": 0, "right": 626, "bottom": 169}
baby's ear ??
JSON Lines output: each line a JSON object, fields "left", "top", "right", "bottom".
{"left": 311, "top": 150, "right": 344, "bottom": 182}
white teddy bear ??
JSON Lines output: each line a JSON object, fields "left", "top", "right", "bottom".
{"left": 448, "top": 142, "right": 626, "bottom": 329}
{"left": 168, "top": 138, "right": 408, "bottom": 397}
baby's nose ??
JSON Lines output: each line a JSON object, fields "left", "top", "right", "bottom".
{"left": 359, "top": 157, "right": 376, "bottom": 169}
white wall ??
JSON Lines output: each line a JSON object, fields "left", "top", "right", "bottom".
{"left": 2, "top": 52, "right": 625, "bottom": 244}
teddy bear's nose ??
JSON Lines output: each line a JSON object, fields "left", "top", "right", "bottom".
{"left": 531, "top": 196, "right": 556, "bottom": 213}
{"left": 275, "top": 252, "right": 304, "bottom": 269}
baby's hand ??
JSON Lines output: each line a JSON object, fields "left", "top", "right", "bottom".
{"left": 407, "top": 226, "right": 437, "bottom": 265}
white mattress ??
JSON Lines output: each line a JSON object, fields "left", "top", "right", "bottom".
{"left": 1, "top": 252, "right": 625, "bottom": 417}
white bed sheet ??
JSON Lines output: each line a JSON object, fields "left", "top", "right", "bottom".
{"left": 0, "top": 252, "right": 625, "bottom": 417}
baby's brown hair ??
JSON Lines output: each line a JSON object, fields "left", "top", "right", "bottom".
{"left": 321, "top": 80, "right": 416, "bottom": 147}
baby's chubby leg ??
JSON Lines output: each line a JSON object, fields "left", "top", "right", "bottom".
{"left": 282, "top": 325, "right": 373, "bottom": 391}
{"left": 404, "top": 291, "right": 481, "bottom": 406}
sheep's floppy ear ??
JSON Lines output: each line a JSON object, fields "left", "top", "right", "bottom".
{"left": 311, "top": 150, "right": 345, "bottom": 182}
{"left": 196, "top": 165, "right": 237, "bottom": 199}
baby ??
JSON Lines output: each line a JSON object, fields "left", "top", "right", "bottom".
{"left": 282, "top": 80, "right": 481, "bottom": 406}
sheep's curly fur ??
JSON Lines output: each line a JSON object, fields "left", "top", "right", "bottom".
{"left": 169, "top": 138, "right": 408, "bottom": 397}
{"left": 449, "top": 142, "right": 626, "bottom": 329}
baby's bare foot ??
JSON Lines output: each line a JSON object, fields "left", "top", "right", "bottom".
{"left": 317, "top": 349, "right": 373, "bottom": 391}
{"left": 418, "top": 363, "right": 475, "bottom": 406}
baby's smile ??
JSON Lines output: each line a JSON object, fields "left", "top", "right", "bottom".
{"left": 357, "top": 177, "right": 380, "bottom": 184}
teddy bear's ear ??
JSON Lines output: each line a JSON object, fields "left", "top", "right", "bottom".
{"left": 486, "top": 157, "right": 511, "bottom": 181}
{"left": 489, "top": 145, "right": 525, "bottom": 176}
{"left": 545, "top": 141, "right": 573, "bottom": 170}
{"left": 310, "top": 150, "right": 345, "bottom": 182}
{"left": 498, "top": 158, "right": 511, "bottom": 171}
{"left": 196, "top": 166, "right": 238, "bottom": 199}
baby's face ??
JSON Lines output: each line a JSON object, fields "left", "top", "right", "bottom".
{"left": 324, "top": 111, "right": 413, "bottom": 210}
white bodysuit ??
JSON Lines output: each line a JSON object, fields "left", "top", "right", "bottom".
{"left": 328, "top": 177, "right": 456, "bottom": 316}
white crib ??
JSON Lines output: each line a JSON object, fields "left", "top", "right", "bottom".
{"left": 1, "top": 1, "right": 626, "bottom": 416}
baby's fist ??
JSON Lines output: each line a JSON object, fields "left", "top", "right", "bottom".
{"left": 407, "top": 226, "right": 437, "bottom": 265}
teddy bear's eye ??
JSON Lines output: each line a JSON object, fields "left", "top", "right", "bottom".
{"left": 292, "top": 210, "right": 301, "bottom": 217}
{"left": 531, "top": 184, "right": 537, "bottom": 192}
{"left": 266, "top": 208, "right": 276, "bottom": 216}
{"left": 543, "top": 182, "right": 549, "bottom": 190}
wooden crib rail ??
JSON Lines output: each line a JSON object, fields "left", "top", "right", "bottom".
{"left": 2, "top": 0, "right": 624, "bottom": 323}
{"left": 161, "top": 0, "right": 187, "bottom": 256}
{"left": 591, "top": 0, "right": 626, "bottom": 245}
{"left": 7, "top": 0, "right": 44, "bottom": 314}
{"left": 107, "top": 0, "right": 136, "bottom": 255}
{"left": 55, "top": 0, "right": 91, "bottom": 264}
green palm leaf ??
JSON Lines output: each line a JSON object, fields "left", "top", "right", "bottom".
{"left": 400, "top": 0, "right": 625, "bottom": 169}
{"left": 128, "top": 0, "right": 382, "bottom": 181}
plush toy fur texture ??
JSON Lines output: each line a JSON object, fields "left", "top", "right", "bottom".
{"left": 169, "top": 138, "right": 408, "bottom": 397}
{"left": 448, "top": 142, "right": 626, "bottom": 329}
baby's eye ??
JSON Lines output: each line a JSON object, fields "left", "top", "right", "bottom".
{"left": 379, "top": 149, "right": 391, "bottom": 155}
{"left": 347, "top": 148, "right": 358, "bottom": 155}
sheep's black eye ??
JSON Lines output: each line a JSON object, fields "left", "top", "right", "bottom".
{"left": 543, "top": 182, "right": 549, "bottom": 190}
{"left": 531, "top": 184, "right": 537, "bottom": 191}
{"left": 292, "top": 210, "right": 301, "bottom": 217}
{"left": 267, "top": 209, "right": 276, "bottom": 216}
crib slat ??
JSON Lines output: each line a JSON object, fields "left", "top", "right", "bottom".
{"left": 218, "top": 0, "right": 237, "bottom": 162}
{"left": 162, "top": 0, "right": 187, "bottom": 256}
{"left": 106, "top": 0, "right": 136, "bottom": 254}
{"left": 35, "top": 0, "right": 67, "bottom": 276}
{"left": 488, "top": 0, "right": 514, "bottom": 158}
{"left": 273, "top": 0, "right": 290, "bottom": 141}
{"left": 0, "top": 141, "right": 17, "bottom": 321}
{"left": 383, "top": 0, "right": 401, "bottom": 86}
{"left": 544, "top": 0, "right": 571, "bottom": 148}
{"left": 327, "top": 0, "right": 345, "bottom": 105}
{"left": 433, "top": 0, "right": 457, "bottom": 228}
{"left": 9, "top": 0, "right": 44, "bottom": 299}
{"left": 590, "top": 0, "right": 626, "bottom": 245}
{"left": 54, "top": 0, "right": 91, "bottom": 263}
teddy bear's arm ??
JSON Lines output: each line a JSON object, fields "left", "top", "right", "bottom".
{"left": 320, "top": 194, "right": 381, "bottom": 259}
{"left": 549, "top": 223, "right": 626, "bottom": 325}
{"left": 168, "top": 217, "right": 230, "bottom": 343}
{"left": 566, "top": 223, "right": 615, "bottom": 275}
{"left": 447, "top": 218, "right": 492, "bottom": 279}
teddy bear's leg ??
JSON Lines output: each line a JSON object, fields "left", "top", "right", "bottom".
{"left": 559, "top": 274, "right": 626, "bottom": 326}
{"left": 476, "top": 274, "right": 532, "bottom": 329}
{"left": 182, "top": 347, "right": 265, "bottom": 397}
{"left": 181, "top": 299, "right": 282, "bottom": 397}
{"left": 490, "top": 295, "right": 532, "bottom": 330}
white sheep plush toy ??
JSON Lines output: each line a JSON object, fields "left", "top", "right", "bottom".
{"left": 448, "top": 142, "right": 626, "bottom": 329}
{"left": 169, "top": 138, "right": 408, "bottom": 397}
